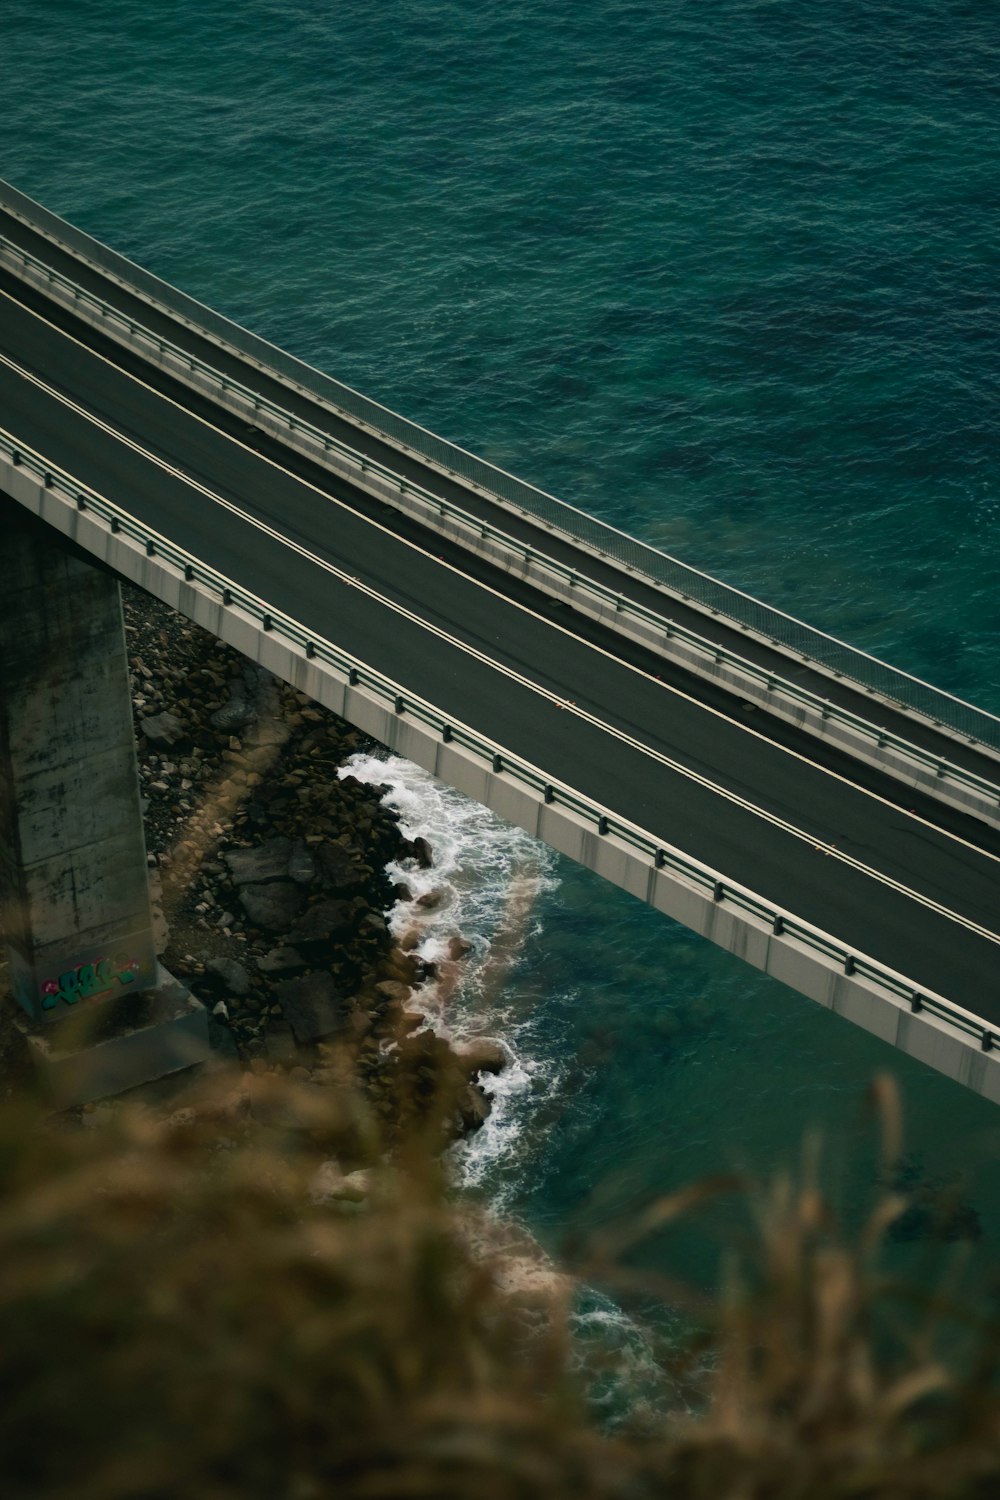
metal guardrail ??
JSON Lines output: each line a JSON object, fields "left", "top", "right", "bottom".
{"left": 3, "top": 177, "right": 999, "bottom": 752}
{"left": 3, "top": 233, "right": 1000, "bottom": 819}
{"left": 3, "top": 426, "right": 996, "bottom": 1060}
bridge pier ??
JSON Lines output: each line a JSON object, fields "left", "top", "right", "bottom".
{"left": 0, "top": 504, "right": 209, "bottom": 1103}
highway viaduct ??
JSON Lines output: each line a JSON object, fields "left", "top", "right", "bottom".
{"left": 1, "top": 179, "right": 998, "bottom": 1103}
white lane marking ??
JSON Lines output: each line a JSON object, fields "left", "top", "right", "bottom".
{"left": 2, "top": 281, "right": 990, "bottom": 822}
{"left": 2, "top": 295, "right": 1000, "bottom": 943}
{"left": 5, "top": 393, "right": 999, "bottom": 954}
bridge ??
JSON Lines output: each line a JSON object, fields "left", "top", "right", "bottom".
{"left": 1, "top": 178, "right": 998, "bottom": 1104}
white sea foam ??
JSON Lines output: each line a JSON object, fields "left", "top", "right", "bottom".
{"left": 340, "top": 750, "right": 671, "bottom": 1414}
{"left": 339, "top": 751, "right": 559, "bottom": 1194}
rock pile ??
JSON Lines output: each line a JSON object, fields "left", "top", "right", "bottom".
{"left": 123, "top": 585, "right": 504, "bottom": 1143}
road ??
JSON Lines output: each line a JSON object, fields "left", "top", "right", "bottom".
{"left": 1, "top": 261, "right": 999, "bottom": 1023}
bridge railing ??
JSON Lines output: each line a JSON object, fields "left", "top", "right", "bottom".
{"left": 3, "top": 424, "right": 996, "bottom": 1061}
{"left": 3, "top": 230, "right": 1000, "bottom": 822}
{"left": 3, "top": 177, "right": 1000, "bottom": 752}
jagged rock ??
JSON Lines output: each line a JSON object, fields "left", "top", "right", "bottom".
{"left": 456, "top": 1083, "right": 491, "bottom": 1135}
{"left": 211, "top": 1001, "right": 230, "bottom": 1020}
{"left": 273, "top": 971, "right": 347, "bottom": 1044}
{"left": 416, "top": 889, "right": 444, "bottom": 910}
{"left": 205, "top": 957, "right": 251, "bottom": 996}
{"left": 287, "top": 840, "right": 316, "bottom": 885}
{"left": 291, "top": 899, "right": 354, "bottom": 944}
{"left": 454, "top": 1038, "right": 508, "bottom": 1077}
{"left": 411, "top": 836, "right": 433, "bottom": 869}
{"left": 316, "top": 842, "right": 362, "bottom": 890}
{"left": 264, "top": 1018, "right": 297, "bottom": 1062}
{"left": 224, "top": 836, "right": 315, "bottom": 888}
{"left": 446, "top": 935, "right": 473, "bottom": 960}
{"left": 376, "top": 980, "right": 412, "bottom": 1006}
{"left": 239, "top": 881, "right": 306, "bottom": 932}
{"left": 210, "top": 699, "right": 256, "bottom": 732}
{"left": 311, "top": 1162, "right": 372, "bottom": 1204}
{"left": 224, "top": 837, "right": 295, "bottom": 885}
{"left": 139, "top": 710, "right": 185, "bottom": 746}
{"left": 258, "top": 946, "right": 307, "bottom": 975}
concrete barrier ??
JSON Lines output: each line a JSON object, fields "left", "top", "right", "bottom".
{"left": 4, "top": 455, "right": 998, "bottom": 1105}
{"left": 6, "top": 243, "right": 999, "bottom": 833}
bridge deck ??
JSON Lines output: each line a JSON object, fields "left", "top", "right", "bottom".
{"left": 2, "top": 274, "right": 999, "bottom": 1027}
{"left": 2, "top": 201, "right": 997, "bottom": 787}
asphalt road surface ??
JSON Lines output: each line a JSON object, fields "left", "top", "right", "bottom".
{"left": 1, "top": 265, "right": 999, "bottom": 1024}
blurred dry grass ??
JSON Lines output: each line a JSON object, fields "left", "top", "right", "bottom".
{"left": 0, "top": 1070, "right": 996, "bottom": 1500}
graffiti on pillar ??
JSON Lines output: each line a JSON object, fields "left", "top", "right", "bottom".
{"left": 40, "top": 953, "right": 141, "bottom": 1011}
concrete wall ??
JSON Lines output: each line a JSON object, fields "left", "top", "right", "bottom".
{"left": 4, "top": 462, "right": 997, "bottom": 1103}
{"left": 0, "top": 506, "right": 158, "bottom": 1022}
{"left": 6, "top": 243, "right": 1000, "bottom": 832}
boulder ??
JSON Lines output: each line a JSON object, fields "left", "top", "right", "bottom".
{"left": 258, "top": 946, "right": 307, "bottom": 975}
{"left": 210, "top": 699, "right": 257, "bottom": 732}
{"left": 224, "top": 837, "right": 294, "bottom": 886}
{"left": 273, "top": 971, "right": 347, "bottom": 1044}
{"left": 311, "top": 1162, "right": 372, "bottom": 1205}
{"left": 287, "top": 840, "right": 316, "bottom": 886}
{"left": 205, "top": 956, "right": 251, "bottom": 996}
{"left": 454, "top": 1038, "right": 508, "bottom": 1077}
{"left": 446, "top": 935, "right": 473, "bottom": 961}
{"left": 411, "top": 836, "right": 434, "bottom": 869}
{"left": 139, "top": 711, "right": 185, "bottom": 747}
{"left": 456, "top": 1083, "right": 491, "bottom": 1135}
{"left": 375, "top": 980, "right": 412, "bottom": 1006}
{"left": 239, "top": 881, "right": 306, "bottom": 932}
{"left": 291, "top": 899, "right": 354, "bottom": 945}
{"left": 316, "top": 842, "right": 362, "bottom": 890}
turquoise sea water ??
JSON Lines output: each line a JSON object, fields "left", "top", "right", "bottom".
{"left": 4, "top": 0, "right": 998, "bottom": 1303}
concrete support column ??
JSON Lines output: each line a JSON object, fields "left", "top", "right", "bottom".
{"left": 0, "top": 504, "right": 212, "bottom": 1105}
{"left": 0, "top": 508, "right": 158, "bottom": 1020}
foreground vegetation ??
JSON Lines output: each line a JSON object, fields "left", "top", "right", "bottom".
{"left": 0, "top": 1067, "right": 996, "bottom": 1500}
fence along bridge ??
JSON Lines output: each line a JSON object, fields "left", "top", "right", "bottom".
{"left": 1, "top": 178, "right": 999, "bottom": 1103}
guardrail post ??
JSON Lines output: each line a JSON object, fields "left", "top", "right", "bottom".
{"left": 110, "top": 518, "right": 120, "bottom": 534}
{"left": 598, "top": 815, "right": 609, "bottom": 834}
{"left": 262, "top": 614, "right": 273, "bottom": 631}
{"left": 394, "top": 695, "right": 405, "bottom": 714}
{"left": 544, "top": 784, "right": 555, "bottom": 803}
{"left": 348, "top": 668, "right": 359, "bottom": 687}
{"left": 222, "top": 587, "right": 232, "bottom": 605}
{"left": 910, "top": 992, "right": 923, "bottom": 1012}
{"left": 442, "top": 725, "right": 453, "bottom": 743}
{"left": 12, "top": 452, "right": 21, "bottom": 466}
{"left": 305, "top": 641, "right": 316, "bottom": 659}
{"left": 844, "top": 955, "right": 856, "bottom": 976}
{"left": 43, "top": 474, "right": 53, "bottom": 489}
{"left": 183, "top": 564, "right": 194, "bottom": 582}
{"left": 654, "top": 849, "right": 666, "bottom": 868}
{"left": 145, "top": 539, "right": 155, "bottom": 557}
{"left": 982, "top": 1031, "right": 994, "bottom": 1053}
{"left": 713, "top": 881, "right": 724, "bottom": 902}
{"left": 492, "top": 753, "right": 502, "bottom": 773}
{"left": 77, "top": 495, "right": 87, "bottom": 511}
{"left": 772, "top": 915, "right": 785, "bottom": 935}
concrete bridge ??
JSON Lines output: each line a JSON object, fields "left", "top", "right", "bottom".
{"left": 1, "top": 178, "right": 998, "bottom": 1104}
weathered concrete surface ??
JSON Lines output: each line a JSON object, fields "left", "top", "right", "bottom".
{"left": 0, "top": 509, "right": 159, "bottom": 1021}
{"left": 5, "top": 473, "right": 1000, "bottom": 1104}
{"left": 0, "top": 508, "right": 211, "bottom": 1105}
{"left": 16, "top": 965, "right": 210, "bottom": 1108}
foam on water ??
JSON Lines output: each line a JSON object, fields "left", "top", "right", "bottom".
{"left": 340, "top": 750, "right": 674, "bottom": 1411}
{"left": 340, "top": 751, "right": 561, "bottom": 1198}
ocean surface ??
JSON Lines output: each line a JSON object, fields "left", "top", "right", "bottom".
{"left": 4, "top": 0, "right": 998, "bottom": 1345}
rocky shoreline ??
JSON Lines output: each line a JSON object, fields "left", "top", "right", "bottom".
{"left": 123, "top": 584, "right": 506, "bottom": 1145}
